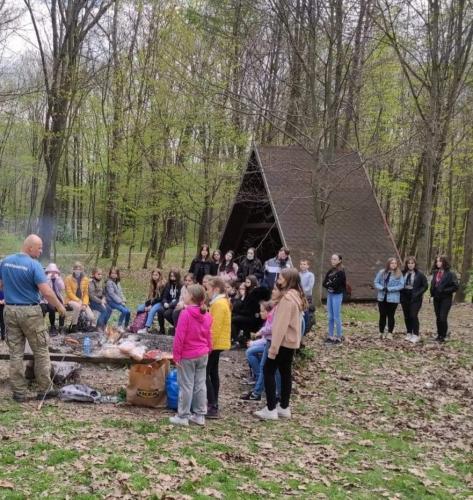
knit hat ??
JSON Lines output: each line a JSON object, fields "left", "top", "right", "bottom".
{"left": 45, "top": 263, "right": 60, "bottom": 274}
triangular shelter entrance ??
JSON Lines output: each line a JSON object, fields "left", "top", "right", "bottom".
{"left": 219, "top": 145, "right": 399, "bottom": 300}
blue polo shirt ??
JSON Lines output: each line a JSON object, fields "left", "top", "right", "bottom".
{"left": 0, "top": 253, "right": 47, "bottom": 305}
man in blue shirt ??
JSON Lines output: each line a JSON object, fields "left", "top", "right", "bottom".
{"left": 0, "top": 235, "right": 66, "bottom": 402}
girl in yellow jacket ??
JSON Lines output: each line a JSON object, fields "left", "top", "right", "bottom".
{"left": 206, "top": 277, "right": 231, "bottom": 419}
{"left": 64, "top": 262, "right": 95, "bottom": 332}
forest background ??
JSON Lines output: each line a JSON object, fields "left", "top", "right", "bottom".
{"left": 0, "top": 0, "right": 472, "bottom": 301}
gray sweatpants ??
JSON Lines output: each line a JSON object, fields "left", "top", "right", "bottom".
{"left": 178, "top": 354, "right": 208, "bottom": 418}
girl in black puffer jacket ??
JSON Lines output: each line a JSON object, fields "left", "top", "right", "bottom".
{"left": 430, "top": 255, "right": 458, "bottom": 343}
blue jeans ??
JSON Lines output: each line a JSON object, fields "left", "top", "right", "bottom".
{"left": 137, "top": 302, "right": 163, "bottom": 329}
{"left": 90, "top": 302, "right": 109, "bottom": 328}
{"left": 107, "top": 301, "right": 130, "bottom": 327}
{"left": 327, "top": 292, "right": 343, "bottom": 338}
{"left": 253, "top": 340, "right": 281, "bottom": 397}
{"left": 246, "top": 342, "right": 265, "bottom": 379}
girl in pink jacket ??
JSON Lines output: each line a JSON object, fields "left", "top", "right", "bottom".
{"left": 170, "top": 284, "right": 213, "bottom": 426}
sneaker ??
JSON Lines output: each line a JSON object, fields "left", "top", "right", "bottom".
{"left": 36, "top": 389, "right": 58, "bottom": 400}
{"left": 435, "top": 337, "right": 446, "bottom": 344}
{"left": 241, "top": 377, "right": 256, "bottom": 386}
{"left": 385, "top": 333, "right": 393, "bottom": 340}
{"left": 405, "top": 334, "right": 413, "bottom": 341}
{"left": 379, "top": 332, "right": 385, "bottom": 339}
{"left": 207, "top": 406, "right": 220, "bottom": 419}
{"left": 137, "top": 328, "right": 148, "bottom": 334}
{"left": 169, "top": 415, "right": 189, "bottom": 426}
{"left": 254, "top": 406, "right": 278, "bottom": 420}
{"left": 241, "top": 392, "right": 261, "bottom": 401}
{"left": 324, "top": 337, "right": 334, "bottom": 344}
{"left": 117, "top": 326, "right": 126, "bottom": 334}
{"left": 276, "top": 403, "right": 291, "bottom": 419}
{"left": 408, "top": 334, "right": 420, "bottom": 344}
{"left": 189, "top": 414, "right": 205, "bottom": 426}
{"left": 332, "top": 338, "right": 342, "bottom": 345}
{"left": 12, "top": 393, "right": 28, "bottom": 403}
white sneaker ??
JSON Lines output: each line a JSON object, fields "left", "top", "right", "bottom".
{"left": 408, "top": 334, "right": 420, "bottom": 344}
{"left": 169, "top": 415, "right": 189, "bottom": 426}
{"left": 386, "top": 333, "right": 393, "bottom": 340}
{"left": 137, "top": 328, "right": 148, "bottom": 334}
{"left": 254, "top": 406, "right": 278, "bottom": 420}
{"left": 117, "top": 326, "right": 125, "bottom": 334}
{"left": 379, "top": 333, "right": 385, "bottom": 339}
{"left": 405, "top": 334, "right": 413, "bottom": 341}
{"left": 189, "top": 414, "right": 205, "bottom": 426}
{"left": 276, "top": 403, "right": 291, "bottom": 419}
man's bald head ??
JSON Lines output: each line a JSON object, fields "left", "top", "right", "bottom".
{"left": 22, "top": 234, "right": 43, "bottom": 258}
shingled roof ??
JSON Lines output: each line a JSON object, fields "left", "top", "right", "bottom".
{"left": 219, "top": 145, "right": 399, "bottom": 300}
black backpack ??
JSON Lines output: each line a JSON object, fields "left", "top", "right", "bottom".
{"left": 76, "top": 310, "right": 93, "bottom": 332}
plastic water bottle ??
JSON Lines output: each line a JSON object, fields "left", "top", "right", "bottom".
{"left": 83, "top": 336, "right": 92, "bottom": 356}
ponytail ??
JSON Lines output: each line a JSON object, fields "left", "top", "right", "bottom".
{"left": 187, "top": 284, "right": 207, "bottom": 314}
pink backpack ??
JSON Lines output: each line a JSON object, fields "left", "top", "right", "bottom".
{"left": 128, "top": 311, "right": 147, "bottom": 333}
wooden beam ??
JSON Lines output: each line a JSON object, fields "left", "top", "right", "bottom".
{"left": 0, "top": 353, "right": 164, "bottom": 366}
{"left": 243, "top": 222, "right": 275, "bottom": 230}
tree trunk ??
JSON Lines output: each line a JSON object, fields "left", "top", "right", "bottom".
{"left": 456, "top": 179, "right": 473, "bottom": 302}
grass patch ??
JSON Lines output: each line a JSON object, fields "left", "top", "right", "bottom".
{"left": 46, "top": 448, "right": 80, "bottom": 465}
{"left": 105, "top": 455, "right": 134, "bottom": 473}
{"left": 343, "top": 304, "right": 379, "bottom": 323}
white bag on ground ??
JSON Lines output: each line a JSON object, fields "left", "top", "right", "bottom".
{"left": 58, "top": 384, "right": 102, "bottom": 403}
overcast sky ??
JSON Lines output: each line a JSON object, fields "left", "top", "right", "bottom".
{"left": 2, "top": 1, "right": 49, "bottom": 61}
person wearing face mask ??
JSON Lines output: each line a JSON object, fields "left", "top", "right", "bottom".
{"left": 237, "top": 247, "right": 263, "bottom": 284}
{"left": 159, "top": 268, "right": 182, "bottom": 334}
{"left": 400, "top": 257, "right": 428, "bottom": 344}
{"left": 262, "top": 247, "right": 291, "bottom": 289}
{"left": 64, "top": 262, "right": 95, "bottom": 333}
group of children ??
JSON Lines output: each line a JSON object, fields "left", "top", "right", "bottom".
{"left": 18, "top": 244, "right": 459, "bottom": 426}
{"left": 373, "top": 255, "right": 458, "bottom": 343}
{"left": 320, "top": 253, "right": 459, "bottom": 345}
{"left": 37, "top": 262, "right": 131, "bottom": 334}
{"left": 170, "top": 265, "right": 307, "bottom": 425}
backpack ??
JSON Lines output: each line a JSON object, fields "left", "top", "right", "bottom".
{"left": 343, "top": 282, "right": 353, "bottom": 303}
{"left": 128, "top": 311, "right": 147, "bottom": 333}
{"left": 76, "top": 310, "right": 93, "bottom": 332}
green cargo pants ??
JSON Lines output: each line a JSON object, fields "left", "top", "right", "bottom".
{"left": 4, "top": 305, "right": 52, "bottom": 395}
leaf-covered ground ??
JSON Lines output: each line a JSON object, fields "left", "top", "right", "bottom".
{"left": 0, "top": 303, "right": 472, "bottom": 499}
